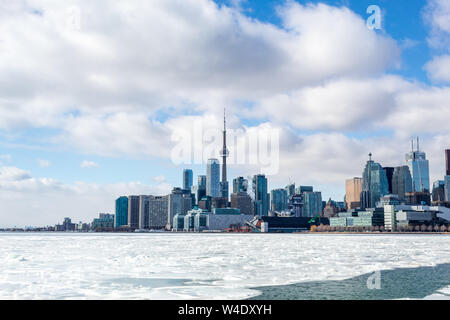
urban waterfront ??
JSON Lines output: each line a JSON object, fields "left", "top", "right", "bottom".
{"left": 1, "top": 233, "right": 449, "bottom": 300}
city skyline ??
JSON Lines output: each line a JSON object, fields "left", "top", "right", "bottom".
{"left": 1, "top": 0, "right": 450, "bottom": 227}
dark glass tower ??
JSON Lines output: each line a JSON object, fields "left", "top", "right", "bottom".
{"left": 446, "top": 149, "right": 450, "bottom": 176}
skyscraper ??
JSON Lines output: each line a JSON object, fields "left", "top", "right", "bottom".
{"left": 233, "top": 177, "right": 248, "bottom": 194}
{"left": 392, "top": 166, "right": 413, "bottom": 201}
{"left": 285, "top": 184, "right": 295, "bottom": 197}
{"left": 361, "top": 153, "right": 389, "bottom": 209}
{"left": 303, "top": 192, "right": 323, "bottom": 218}
{"left": 138, "top": 195, "right": 151, "bottom": 229}
{"left": 194, "top": 175, "right": 207, "bottom": 204}
{"left": 270, "top": 189, "right": 288, "bottom": 212}
{"left": 206, "top": 159, "right": 220, "bottom": 198}
{"left": 183, "top": 169, "right": 193, "bottom": 190}
{"left": 383, "top": 167, "right": 395, "bottom": 194}
{"left": 148, "top": 195, "right": 169, "bottom": 230}
{"left": 253, "top": 174, "right": 269, "bottom": 217}
{"left": 345, "top": 177, "right": 362, "bottom": 209}
{"left": 446, "top": 149, "right": 450, "bottom": 176}
{"left": 167, "top": 188, "right": 192, "bottom": 230}
{"left": 432, "top": 180, "right": 445, "bottom": 203}
{"left": 405, "top": 138, "right": 430, "bottom": 192}
{"left": 114, "top": 196, "right": 128, "bottom": 228}
{"left": 127, "top": 195, "right": 140, "bottom": 229}
{"left": 219, "top": 109, "right": 229, "bottom": 200}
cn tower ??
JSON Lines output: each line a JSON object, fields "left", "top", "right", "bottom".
{"left": 220, "top": 108, "right": 229, "bottom": 200}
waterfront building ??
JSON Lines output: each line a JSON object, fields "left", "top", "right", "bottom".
{"left": 92, "top": 213, "right": 114, "bottom": 231}
{"left": 230, "top": 192, "right": 253, "bottom": 215}
{"left": 167, "top": 188, "right": 192, "bottom": 230}
{"left": 405, "top": 138, "right": 430, "bottom": 192}
{"left": 270, "top": 189, "right": 288, "bottom": 212}
{"left": 392, "top": 166, "right": 413, "bottom": 202}
{"left": 183, "top": 169, "right": 193, "bottom": 191}
{"left": 233, "top": 177, "right": 248, "bottom": 194}
{"left": 115, "top": 196, "right": 128, "bottom": 228}
{"left": 149, "top": 195, "right": 169, "bottom": 230}
{"left": 345, "top": 177, "right": 362, "bottom": 209}
{"left": 206, "top": 159, "right": 220, "bottom": 198}
{"left": 127, "top": 195, "right": 140, "bottom": 229}
{"left": 172, "top": 214, "right": 186, "bottom": 232}
{"left": 361, "top": 153, "right": 389, "bottom": 209}
{"left": 405, "top": 192, "right": 431, "bottom": 206}
{"left": 138, "top": 195, "right": 152, "bottom": 230}
{"left": 253, "top": 174, "right": 269, "bottom": 217}
{"left": 303, "top": 192, "right": 323, "bottom": 218}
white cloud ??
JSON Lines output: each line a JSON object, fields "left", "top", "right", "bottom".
{"left": 425, "top": 55, "right": 450, "bottom": 83}
{"left": 80, "top": 160, "right": 99, "bottom": 168}
{"left": 0, "top": 165, "right": 172, "bottom": 227}
{"left": 424, "top": 0, "right": 450, "bottom": 50}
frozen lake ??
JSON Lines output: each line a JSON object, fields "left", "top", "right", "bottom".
{"left": 0, "top": 233, "right": 449, "bottom": 300}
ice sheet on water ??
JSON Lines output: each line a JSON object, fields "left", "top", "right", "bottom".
{"left": 0, "top": 233, "right": 449, "bottom": 300}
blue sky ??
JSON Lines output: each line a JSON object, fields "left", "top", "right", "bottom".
{"left": 0, "top": 0, "right": 449, "bottom": 226}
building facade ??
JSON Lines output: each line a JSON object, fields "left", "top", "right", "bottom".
{"left": 406, "top": 143, "right": 430, "bottom": 193}
{"left": 345, "top": 177, "right": 362, "bottom": 210}
{"left": 233, "top": 177, "right": 248, "bottom": 194}
{"left": 270, "top": 189, "right": 288, "bottom": 212}
{"left": 230, "top": 192, "right": 253, "bottom": 215}
{"left": 303, "top": 192, "right": 323, "bottom": 218}
{"left": 392, "top": 166, "right": 413, "bottom": 202}
{"left": 206, "top": 158, "right": 220, "bottom": 198}
{"left": 361, "top": 154, "right": 389, "bottom": 209}
{"left": 115, "top": 196, "right": 128, "bottom": 228}
{"left": 127, "top": 195, "right": 140, "bottom": 229}
{"left": 183, "top": 169, "right": 193, "bottom": 191}
{"left": 253, "top": 174, "right": 269, "bottom": 217}
{"left": 167, "top": 188, "right": 192, "bottom": 230}
{"left": 149, "top": 195, "right": 169, "bottom": 230}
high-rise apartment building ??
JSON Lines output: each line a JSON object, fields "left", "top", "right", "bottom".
{"left": 127, "top": 195, "right": 140, "bottom": 229}
{"left": 167, "top": 188, "right": 192, "bottom": 230}
{"left": 149, "top": 195, "right": 169, "bottom": 230}
{"left": 345, "top": 177, "right": 362, "bottom": 210}
{"left": 206, "top": 159, "right": 220, "bottom": 198}
{"left": 138, "top": 195, "right": 152, "bottom": 229}
{"left": 115, "top": 196, "right": 128, "bottom": 228}
{"left": 270, "top": 189, "right": 288, "bottom": 212}
{"left": 253, "top": 174, "right": 269, "bottom": 217}
{"left": 303, "top": 192, "right": 323, "bottom": 218}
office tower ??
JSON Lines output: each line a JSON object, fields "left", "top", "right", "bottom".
{"left": 303, "top": 192, "right": 323, "bottom": 218}
{"left": 345, "top": 177, "right": 362, "bottom": 209}
{"left": 253, "top": 174, "right": 269, "bottom": 217}
{"left": 114, "top": 196, "right": 128, "bottom": 228}
{"left": 183, "top": 169, "right": 193, "bottom": 191}
{"left": 149, "top": 195, "right": 169, "bottom": 229}
{"left": 383, "top": 167, "right": 394, "bottom": 194}
{"left": 432, "top": 180, "right": 445, "bottom": 203}
{"left": 127, "top": 195, "right": 140, "bottom": 229}
{"left": 233, "top": 177, "right": 248, "bottom": 194}
{"left": 270, "top": 189, "right": 288, "bottom": 212}
{"left": 446, "top": 149, "right": 450, "bottom": 176}
{"left": 285, "top": 184, "right": 295, "bottom": 197}
{"left": 138, "top": 195, "right": 151, "bottom": 229}
{"left": 405, "top": 138, "right": 430, "bottom": 192}
{"left": 392, "top": 166, "right": 413, "bottom": 201}
{"left": 206, "top": 159, "right": 220, "bottom": 198}
{"left": 219, "top": 110, "right": 229, "bottom": 200}
{"left": 361, "top": 153, "right": 389, "bottom": 209}
{"left": 230, "top": 192, "right": 253, "bottom": 215}
{"left": 167, "top": 188, "right": 192, "bottom": 230}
